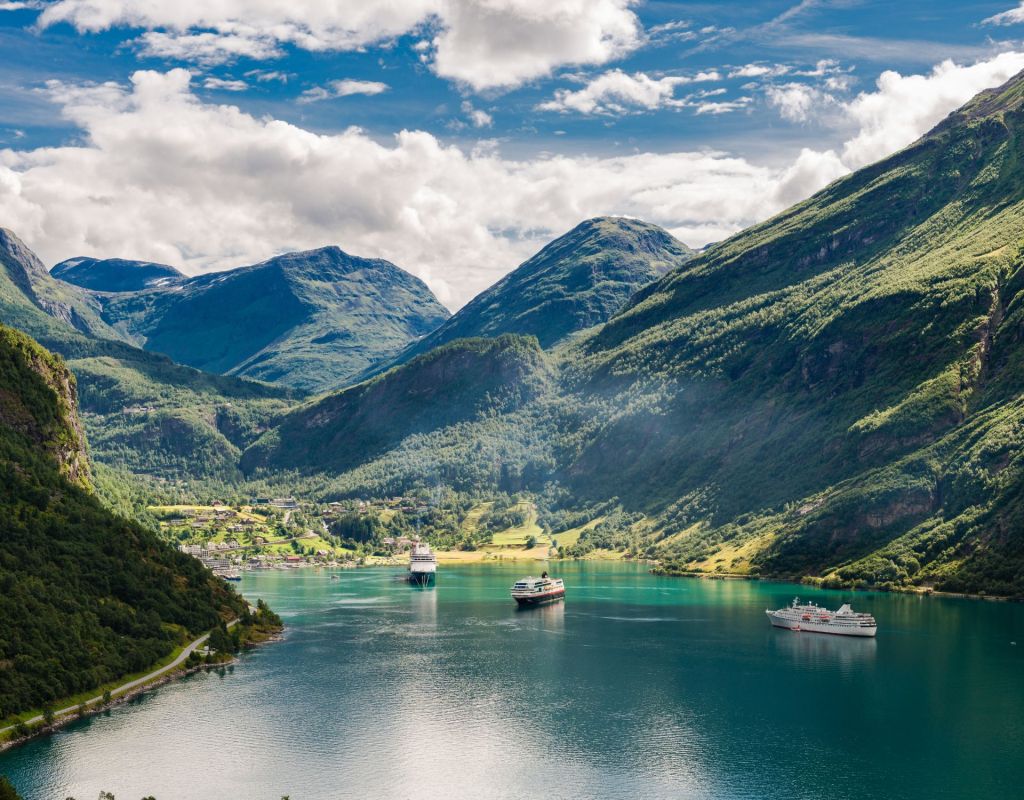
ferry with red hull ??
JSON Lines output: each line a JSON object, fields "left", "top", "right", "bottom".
{"left": 511, "top": 574, "right": 565, "bottom": 606}
{"left": 766, "top": 597, "right": 877, "bottom": 637}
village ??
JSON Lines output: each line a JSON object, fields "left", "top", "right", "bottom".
{"left": 155, "top": 495, "right": 437, "bottom": 574}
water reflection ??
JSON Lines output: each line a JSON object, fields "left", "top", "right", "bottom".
{"left": 409, "top": 583, "right": 437, "bottom": 627}
{"left": 513, "top": 599, "right": 565, "bottom": 633}
{"left": 769, "top": 629, "right": 878, "bottom": 671}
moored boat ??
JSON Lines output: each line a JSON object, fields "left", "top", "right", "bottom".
{"left": 766, "top": 597, "right": 876, "bottom": 637}
{"left": 408, "top": 541, "right": 437, "bottom": 586}
{"left": 511, "top": 573, "right": 565, "bottom": 606}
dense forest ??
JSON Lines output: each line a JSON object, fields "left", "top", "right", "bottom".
{"left": 0, "top": 323, "right": 248, "bottom": 721}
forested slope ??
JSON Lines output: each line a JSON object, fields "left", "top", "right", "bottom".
{"left": 0, "top": 323, "right": 245, "bottom": 719}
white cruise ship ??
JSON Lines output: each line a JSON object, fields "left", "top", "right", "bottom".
{"left": 408, "top": 541, "right": 437, "bottom": 586}
{"left": 766, "top": 597, "right": 877, "bottom": 637}
{"left": 510, "top": 573, "right": 565, "bottom": 606}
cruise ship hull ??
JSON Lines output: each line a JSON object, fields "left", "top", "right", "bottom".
{"left": 767, "top": 611, "right": 876, "bottom": 637}
{"left": 408, "top": 570, "right": 435, "bottom": 586}
{"left": 513, "top": 588, "right": 565, "bottom": 607}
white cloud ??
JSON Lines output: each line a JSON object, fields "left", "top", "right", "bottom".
{"left": 245, "top": 69, "right": 292, "bottom": 84}
{"left": 537, "top": 69, "right": 719, "bottom": 115}
{"left": 983, "top": 3, "right": 1024, "bottom": 26}
{"left": 729, "top": 64, "right": 790, "bottom": 79}
{"left": 203, "top": 77, "right": 248, "bottom": 92}
{"left": 693, "top": 97, "right": 752, "bottom": 115}
{"left": 298, "top": 79, "right": 390, "bottom": 104}
{"left": 38, "top": 0, "right": 642, "bottom": 90}
{"left": 840, "top": 52, "right": 1024, "bottom": 168}
{"left": 460, "top": 101, "right": 493, "bottom": 128}
{"left": 0, "top": 1, "right": 44, "bottom": 9}
{"left": 766, "top": 82, "right": 833, "bottom": 122}
{"left": 137, "top": 30, "right": 284, "bottom": 64}
{"left": 2, "top": 56, "right": 1021, "bottom": 310}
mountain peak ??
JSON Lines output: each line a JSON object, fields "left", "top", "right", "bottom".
{"left": 0, "top": 228, "right": 50, "bottom": 297}
{"left": 52, "top": 256, "right": 185, "bottom": 292}
{"left": 376, "top": 216, "right": 695, "bottom": 373}
{"left": 929, "top": 67, "right": 1024, "bottom": 136}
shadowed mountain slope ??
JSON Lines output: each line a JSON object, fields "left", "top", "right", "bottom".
{"left": 52, "top": 256, "right": 186, "bottom": 292}
{"left": 85, "top": 247, "right": 450, "bottom": 393}
{"left": 1, "top": 228, "right": 295, "bottom": 483}
{"left": 241, "top": 334, "right": 552, "bottom": 476}
{"left": 381, "top": 217, "right": 693, "bottom": 373}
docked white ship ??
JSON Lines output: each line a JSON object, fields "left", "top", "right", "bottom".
{"left": 766, "top": 597, "right": 877, "bottom": 637}
{"left": 408, "top": 541, "right": 437, "bottom": 586}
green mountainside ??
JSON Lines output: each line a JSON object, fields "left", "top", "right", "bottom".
{"left": 0, "top": 322, "right": 245, "bottom": 719}
{"left": 1, "top": 228, "right": 295, "bottom": 485}
{"left": 385, "top": 217, "right": 693, "bottom": 371}
{"left": 83, "top": 247, "right": 451, "bottom": 393}
{"left": 242, "top": 73, "right": 1024, "bottom": 596}
{"left": 561, "top": 71, "right": 1024, "bottom": 593}
{"left": 241, "top": 334, "right": 552, "bottom": 477}
{"left": 51, "top": 256, "right": 185, "bottom": 292}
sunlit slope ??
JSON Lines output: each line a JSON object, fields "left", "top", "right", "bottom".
{"left": 568, "top": 72, "right": 1024, "bottom": 592}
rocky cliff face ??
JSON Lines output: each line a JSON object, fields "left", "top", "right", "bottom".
{"left": 0, "top": 324, "right": 91, "bottom": 488}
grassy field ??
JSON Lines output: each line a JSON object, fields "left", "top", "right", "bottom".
{"left": 550, "top": 517, "right": 605, "bottom": 550}
{"left": 460, "top": 501, "right": 494, "bottom": 537}
{"left": 488, "top": 501, "right": 549, "bottom": 547}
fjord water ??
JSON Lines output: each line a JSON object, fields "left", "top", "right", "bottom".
{"left": 2, "top": 564, "right": 1022, "bottom": 800}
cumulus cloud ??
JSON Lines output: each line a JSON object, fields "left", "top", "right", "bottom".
{"left": 840, "top": 52, "right": 1024, "bottom": 167}
{"left": 37, "top": 0, "right": 642, "bottom": 90}
{"left": 537, "top": 69, "right": 720, "bottom": 114}
{"left": 1, "top": 55, "right": 1020, "bottom": 309}
{"left": 766, "top": 82, "right": 833, "bottom": 122}
{"left": 982, "top": 3, "right": 1024, "bottom": 26}
{"left": 298, "top": 79, "right": 390, "bottom": 104}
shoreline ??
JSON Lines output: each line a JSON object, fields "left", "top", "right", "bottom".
{"left": 651, "top": 567, "right": 1023, "bottom": 603}
{"left": 0, "top": 622, "right": 283, "bottom": 753}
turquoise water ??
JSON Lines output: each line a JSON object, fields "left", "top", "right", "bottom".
{"left": 2, "top": 562, "right": 1022, "bottom": 799}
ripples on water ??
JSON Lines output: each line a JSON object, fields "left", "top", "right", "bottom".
{"left": 1, "top": 563, "right": 1022, "bottom": 800}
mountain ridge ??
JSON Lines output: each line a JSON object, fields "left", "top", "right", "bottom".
{"left": 374, "top": 217, "right": 694, "bottom": 377}
{"left": 52, "top": 256, "right": 186, "bottom": 292}
{"left": 79, "top": 245, "right": 451, "bottom": 392}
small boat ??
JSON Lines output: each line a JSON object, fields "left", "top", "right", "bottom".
{"left": 511, "top": 573, "right": 565, "bottom": 606}
{"left": 221, "top": 569, "right": 242, "bottom": 582}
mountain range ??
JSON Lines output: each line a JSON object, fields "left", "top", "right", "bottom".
{"left": 0, "top": 228, "right": 295, "bottom": 487}
{"left": 241, "top": 71, "right": 1024, "bottom": 595}
{"left": 4, "top": 73, "right": 1024, "bottom": 596}
{"left": 56, "top": 247, "right": 451, "bottom": 393}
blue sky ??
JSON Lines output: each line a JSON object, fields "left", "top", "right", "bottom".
{"left": 2, "top": 1, "right": 1024, "bottom": 306}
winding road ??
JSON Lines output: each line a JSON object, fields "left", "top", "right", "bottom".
{"left": 0, "top": 619, "right": 237, "bottom": 737}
